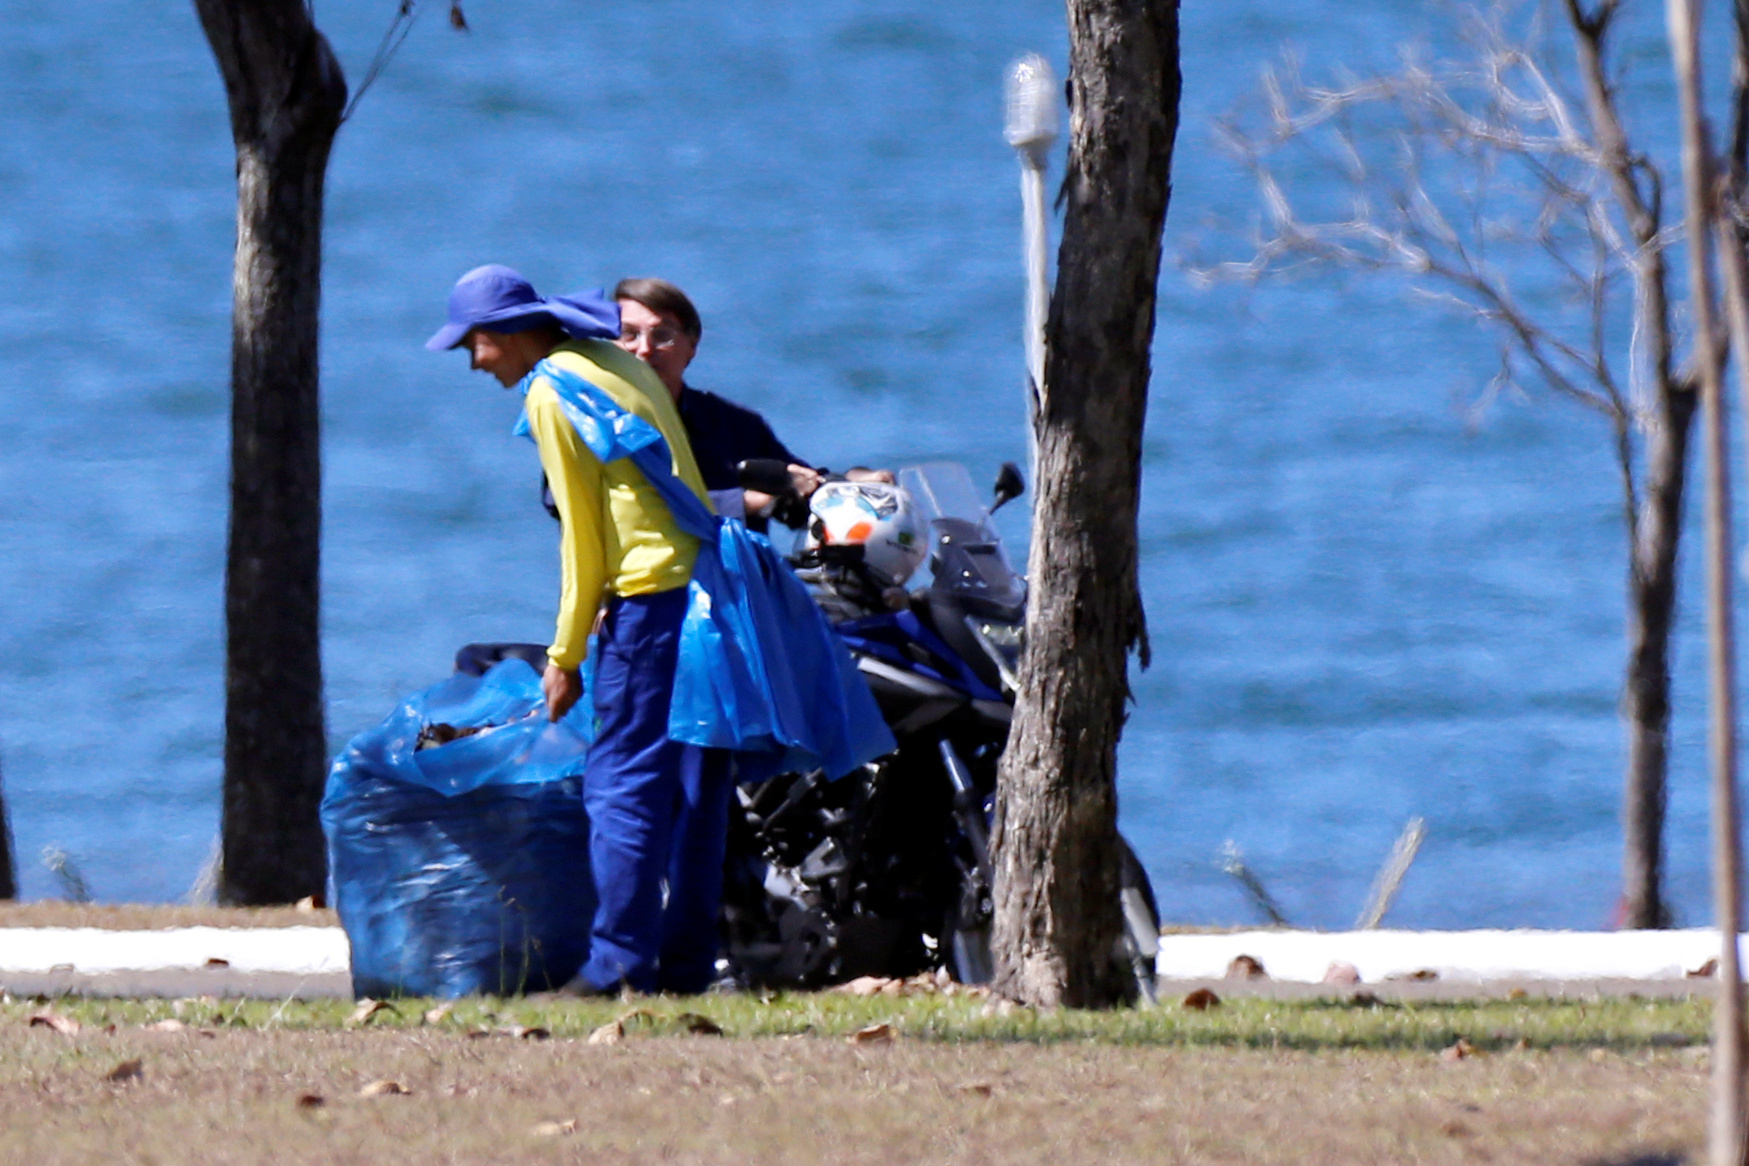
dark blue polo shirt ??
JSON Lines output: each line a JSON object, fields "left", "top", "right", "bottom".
{"left": 676, "top": 384, "right": 808, "bottom": 491}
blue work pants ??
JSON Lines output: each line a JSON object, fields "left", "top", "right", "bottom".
{"left": 577, "top": 588, "right": 732, "bottom": 994}
{"left": 658, "top": 746, "right": 733, "bottom": 993}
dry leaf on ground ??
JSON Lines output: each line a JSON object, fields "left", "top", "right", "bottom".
{"left": 499, "top": 1025, "right": 551, "bottom": 1041}
{"left": 956, "top": 1081, "right": 994, "bottom": 1097}
{"left": 849, "top": 1023, "right": 896, "bottom": 1045}
{"left": 1691, "top": 958, "right": 1720, "bottom": 978}
{"left": 294, "top": 1093, "right": 325, "bottom": 1109}
{"left": 586, "top": 1021, "right": 624, "bottom": 1046}
{"left": 145, "top": 1018, "right": 187, "bottom": 1032}
{"left": 532, "top": 1120, "right": 577, "bottom": 1137}
{"left": 1322, "top": 962, "right": 1360, "bottom": 985}
{"left": 345, "top": 999, "right": 397, "bottom": 1028}
{"left": 421, "top": 1003, "right": 453, "bottom": 1026}
{"left": 676, "top": 1013, "right": 724, "bottom": 1036}
{"left": 833, "top": 976, "right": 890, "bottom": 997}
{"left": 360, "top": 1079, "right": 410, "bottom": 1097}
{"left": 28, "top": 1013, "right": 80, "bottom": 1035}
{"left": 203, "top": 957, "right": 230, "bottom": 969}
{"left": 1440, "top": 1038, "right": 1479, "bottom": 1062}
{"left": 1181, "top": 988, "right": 1221, "bottom": 1011}
{"left": 105, "top": 1059, "right": 144, "bottom": 1083}
{"left": 834, "top": 974, "right": 947, "bottom": 998}
{"left": 1226, "top": 954, "right": 1268, "bottom": 980}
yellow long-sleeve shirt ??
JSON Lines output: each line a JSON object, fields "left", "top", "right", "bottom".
{"left": 523, "top": 339, "right": 710, "bottom": 670}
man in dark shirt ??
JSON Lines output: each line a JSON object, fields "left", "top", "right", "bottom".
{"left": 614, "top": 277, "right": 823, "bottom": 523}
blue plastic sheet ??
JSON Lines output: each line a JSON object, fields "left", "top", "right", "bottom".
{"left": 523, "top": 359, "right": 895, "bottom": 779}
{"left": 671, "top": 524, "right": 894, "bottom": 781}
{"left": 321, "top": 660, "right": 595, "bottom": 998}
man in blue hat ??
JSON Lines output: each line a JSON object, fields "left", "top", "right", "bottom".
{"left": 429, "top": 264, "right": 724, "bottom": 995}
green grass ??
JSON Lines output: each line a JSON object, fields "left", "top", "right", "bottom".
{"left": 2, "top": 989, "right": 1712, "bottom": 1052}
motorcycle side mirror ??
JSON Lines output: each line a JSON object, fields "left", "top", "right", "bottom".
{"left": 737, "top": 458, "right": 796, "bottom": 496}
{"left": 990, "top": 461, "right": 1025, "bottom": 514}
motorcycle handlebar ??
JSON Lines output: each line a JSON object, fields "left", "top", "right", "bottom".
{"left": 736, "top": 458, "right": 798, "bottom": 497}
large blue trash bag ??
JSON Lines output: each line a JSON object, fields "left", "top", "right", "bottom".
{"left": 321, "top": 658, "right": 595, "bottom": 998}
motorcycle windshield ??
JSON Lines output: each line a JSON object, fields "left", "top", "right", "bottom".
{"left": 900, "top": 463, "right": 995, "bottom": 541}
{"left": 900, "top": 463, "right": 1026, "bottom": 616}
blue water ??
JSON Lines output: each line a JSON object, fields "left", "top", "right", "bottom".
{"left": 0, "top": 0, "right": 1731, "bottom": 927}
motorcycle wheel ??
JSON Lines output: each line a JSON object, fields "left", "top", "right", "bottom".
{"left": 943, "top": 837, "right": 1161, "bottom": 1004}
{"left": 944, "top": 871, "right": 995, "bottom": 986}
{"left": 1118, "top": 839, "right": 1161, "bottom": 1006}
{"left": 946, "top": 923, "right": 994, "bottom": 986}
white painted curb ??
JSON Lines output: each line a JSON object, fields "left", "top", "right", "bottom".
{"left": 1156, "top": 928, "right": 1732, "bottom": 983}
{"left": 0, "top": 926, "right": 1733, "bottom": 982}
{"left": 0, "top": 927, "right": 349, "bottom": 976}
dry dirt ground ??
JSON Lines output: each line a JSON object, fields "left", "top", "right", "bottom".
{"left": 0, "top": 902, "right": 339, "bottom": 930}
{"left": 0, "top": 1023, "right": 1706, "bottom": 1165}
{"left": 0, "top": 904, "right": 1714, "bottom": 1162}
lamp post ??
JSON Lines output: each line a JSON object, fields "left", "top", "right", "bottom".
{"left": 1006, "top": 53, "right": 1059, "bottom": 477}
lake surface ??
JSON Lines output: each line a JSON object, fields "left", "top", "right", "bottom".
{"left": 0, "top": 0, "right": 1733, "bottom": 928}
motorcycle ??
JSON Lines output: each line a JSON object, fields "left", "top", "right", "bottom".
{"left": 719, "top": 459, "right": 1161, "bottom": 1001}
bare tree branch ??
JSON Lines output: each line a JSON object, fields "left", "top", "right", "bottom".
{"left": 341, "top": 0, "right": 467, "bottom": 124}
{"left": 1200, "top": 0, "right": 1696, "bottom": 930}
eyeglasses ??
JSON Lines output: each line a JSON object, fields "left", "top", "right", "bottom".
{"left": 619, "top": 325, "right": 682, "bottom": 351}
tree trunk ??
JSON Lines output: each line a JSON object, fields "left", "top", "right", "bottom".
{"left": 1621, "top": 382, "right": 1696, "bottom": 929}
{"left": 989, "top": 0, "right": 1180, "bottom": 1009}
{"left": 0, "top": 753, "right": 15, "bottom": 900}
{"left": 1566, "top": 2, "right": 1692, "bottom": 931}
{"left": 193, "top": 0, "right": 346, "bottom": 905}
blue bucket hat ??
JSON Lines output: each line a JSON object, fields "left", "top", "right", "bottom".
{"left": 425, "top": 264, "right": 621, "bottom": 351}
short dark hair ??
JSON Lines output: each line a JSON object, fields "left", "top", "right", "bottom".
{"left": 613, "top": 277, "right": 703, "bottom": 343}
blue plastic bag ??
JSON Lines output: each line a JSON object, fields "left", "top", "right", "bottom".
{"left": 670, "top": 523, "right": 895, "bottom": 781}
{"left": 321, "top": 659, "right": 595, "bottom": 998}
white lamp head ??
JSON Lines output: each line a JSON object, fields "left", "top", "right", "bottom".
{"left": 1004, "top": 53, "right": 1059, "bottom": 157}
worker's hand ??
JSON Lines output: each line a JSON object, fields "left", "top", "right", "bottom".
{"left": 543, "top": 662, "right": 583, "bottom": 723}
{"left": 745, "top": 465, "right": 826, "bottom": 528}
{"left": 788, "top": 464, "right": 825, "bottom": 496}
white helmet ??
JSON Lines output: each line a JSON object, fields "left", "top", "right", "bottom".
{"left": 805, "top": 480, "right": 927, "bottom": 587}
